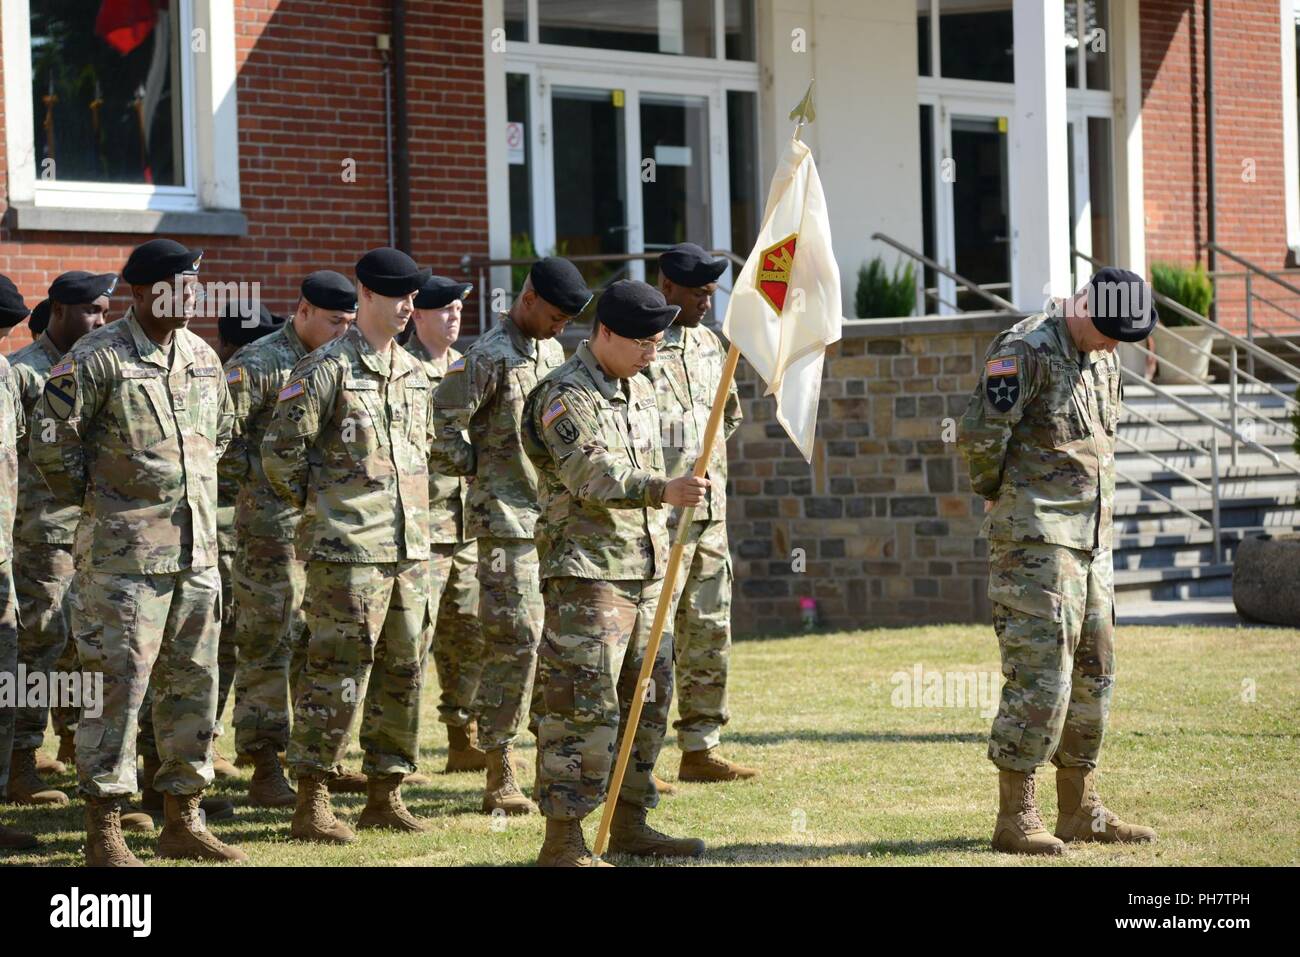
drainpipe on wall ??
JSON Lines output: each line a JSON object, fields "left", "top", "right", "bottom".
{"left": 392, "top": 0, "right": 412, "bottom": 254}
{"left": 1205, "top": 0, "right": 1217, "bottom": 322}
{"left": 378, "top": 33, "right": 396, "bottom": 248}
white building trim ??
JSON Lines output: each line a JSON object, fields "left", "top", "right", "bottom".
{"left": 1282, "top": 0, "right": 1300, "bottom": 257}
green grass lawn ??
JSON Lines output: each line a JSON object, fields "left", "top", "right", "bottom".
{"left": 6, "top": 623, "right": 1298, "bottom": 867}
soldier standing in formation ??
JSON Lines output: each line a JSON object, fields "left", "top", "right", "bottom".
{"left": 7, "top": 273, "right": 113, "bottom": 810}
{"left": 222, "top": 270, "right": 357, "bottom": 807}
{"left": 30, "top": 239, "right": 246, "bottom": 866}
{"left": 646, "top": 243, "right": 756, "bottom": 783}
{"left": 404, "top": 275, "right": 486, "bottom": 773}
{"left": 429, "top": 257, "right": 590, "bottom": 816}
{"left": 0, "top": 276, "right": 34, "bottom": 850}
{"left": 524, "top": 280, "right": 710, "bottom": 867}
{"left": 263, "top": 248, "right": 436, "bottom": 844}
{"left": 958, "top": 267, "right": 1159, "bottom": 855}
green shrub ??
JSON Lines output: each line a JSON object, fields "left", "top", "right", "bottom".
{"left": 854, "top": 256, "right": 916, "bottom": 319}
{"left": 1149, "top": 261, "right": 1214, "bottom": 326}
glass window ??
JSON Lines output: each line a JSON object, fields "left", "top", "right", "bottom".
{"left": 1084, "top": 0, "right": 1110, "bottom": 91}
{"left": 918, "top": 0, "right": 932, "bottom": 77}
{"left": 30, "top": 0, "right": 186, "bottom": 186}
{"left": 539, "top": 0, "right": 714, "bottom": 57}
{"left": 918, "top": 105, "right": 937, "bottom": 312}
{"left": 727, "top": 90, "right": 759, "bottom": 256}
{"left": 505, "top": 0, "right": 528, "bottom": 42}
{"left": 551, "top": 87, "right": 628, "bottom": 288}
{"left": 725, "top": 0, "right": 756, "bottom": 61}
{"left": 1064, "top": 1, "right": 1080, "bottom": 88}
{"left": 641, "top": 94, "right": 711, "bottom": 264}
{"left": 506, "top": 74, "right": 533, "bottom": 251}
{"left": 939, "top": 0, "right": 1013, "bottom": 83}
{"left": 1087, "top": 116, "right": 1114, "bottom": 266}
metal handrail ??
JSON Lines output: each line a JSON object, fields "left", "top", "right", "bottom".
{"left": 1121, "top": 402, "right": 1213, "bottom": 456}
{"left": 870, "top": 232, "right": 1019, "bottom": 314}
{"left": 1205, "top": 242, "right": 1300, "bottom": 298}
{"left": 1116, "top": 435, "right": 1213, "bottom": 494}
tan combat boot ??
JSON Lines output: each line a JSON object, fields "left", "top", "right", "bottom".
{"left": 35, "top": 749, "right": 66, "bottom": 775}
{"left": 140, "top": 755, "right": 235, "bottom": 820}
{"left": 357, "top": 774, "right": 429, "bottom": 832}
{"left": 157, "top": 793, "right": 249, "bottom": 862}
{"left": 482, "top": 744, "right": 537, "bottom": 816}
{"left": 992, "top": 769, "right": 1065, "bottom": 855}
{"left": 608, "top": 801, "right": 705, "bottom": 858}
{"left": 1055, "top": 767, "right": 1157, "bottom": 844}
{"left": 653, "top": 773, "right": 677, "bottom": 796}
{"left": 248, "top": 747, "right": 297, "bottom": 808}
{"left": 6, "top": 748, "right": 69, "bottom": 805}
{"left": 536, "top": 817, "right": 613, "bottom": 867}
{"left": 291, "top": 772, "right": 356, "bottom": 844}
{"left": 326, "top": 766, "right": 369, "bottom": 794}
{"left": 445, "top": 723, "right": 486, "bottom": 773}
{"left": 0, "top": 817, "right": 39, "bottom": 852}
{"left": 84, "top": 797, "right": 142, "bottom": 866}
{"left": 57, "top": 733, "right": 76, "bottom": 770}
{"left": 678, "top": 747, "right": 759, "bottom": 783}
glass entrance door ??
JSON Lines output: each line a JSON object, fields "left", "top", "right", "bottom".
{"left": 949, "top": 114, "right": 1010, "bottom": 311}
{"left": 640, "top": 93, "right": 712, "bottom": 262}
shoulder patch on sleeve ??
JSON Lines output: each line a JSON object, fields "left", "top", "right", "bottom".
{"left": 49, "top": 359, "right": 75, "bottom": 378}
{"left": 447, "top": 357, "right": 465, "bottom": 374}
{"left": 278, "top": 380, "right": 306, "bottom": 402}
{"left": 986, "top": 355, "right": 1019, "bottom": 377}
{"left": 541, "top": 396, "right": 568, "bottom": 428}
{"left": 226, "top": 367, "right": 244, "bottom": 385}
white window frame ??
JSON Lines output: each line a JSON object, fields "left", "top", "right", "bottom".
{"left": 1283, "top": 0, "right": 1300, "bottom": 256}
{"left": 3, "top": 0, "right": 243, "bottom": 230}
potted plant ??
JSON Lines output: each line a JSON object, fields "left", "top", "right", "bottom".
{"left": 855, "top": 256, "right": 916, "bottom": 318}
{"left": 1150, "top": 261, "right": 1216, "bottom": 384}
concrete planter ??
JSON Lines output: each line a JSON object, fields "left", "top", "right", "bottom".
{"left": 1232, "top": 534, "right": 1300, "bottom": 626}
{"left": 1154, "top": 324, "right": 1216, "bottom": 384}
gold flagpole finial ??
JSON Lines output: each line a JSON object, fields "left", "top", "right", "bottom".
{"left": 789, "top": 79, "right": 816, "bottom": 134}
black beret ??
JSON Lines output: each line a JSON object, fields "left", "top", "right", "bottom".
{"left": 596, "top": 280, "right": 680, "bottom": 339}
{"left": 301, "top": 270, "right": 357, "bottom": 312}
{"left": 530, "top": 257, "right": 592, "bottom": 316}
{"left": 414, "top": 275, "right": 473, "bottom": 310}
{"left": 0, "top": 274, "right": 31, "bottom": 328}
{"left": 121, "top": 239, "right": 203, "bottom": 286}
{"left": 29, "top": 299, "right": 51, "bottom": 336}
{"left": 658, "top": 242, "right": 728, "bottom": 288}
{"left": 1087, "top": 267, "right": 1159, "bottom": 343}
{"left": 356, "top": 247, "right": 427, "bottom": 297}
{"left": 218, "top": 299, "right": 282, "bottom": 346}
{"left": 49, "top": 270, "right": 118, "bottom": 305}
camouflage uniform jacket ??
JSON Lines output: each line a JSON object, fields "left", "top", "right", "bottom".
{"left": 220, "top": 319, "right": 310, "bottom": 544}
{"left": 0, "top": 354, "right": 25, "bottom": 562}
{"left": 957, "top": 307, "right": 1121, "bottom": 551}
{"left": 405, "top": 337, "right": 471, "bottom": 545}
{"left": 429, "top": 313, "right": 565, "bottom": 540}
{"left": 9, "top": 333, "right": 79, "bottom": 545}
{"left": 641, "top": 322, "right": 742, "bottom": 522}
{"left": 524, "top": 340, "right": 669, "bottom": 582}
{"left": 28, "top": 310, "right": 234, "bottom": 574}
{"left": 261, "top": 324, "right": 433, "bottom": 563}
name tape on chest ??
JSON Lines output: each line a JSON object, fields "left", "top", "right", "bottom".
{"left": 278, "top": 380, "right": 305, "bottom": 402}
{"left": 986, "top": 355, "right": 1019, "bottom": 378}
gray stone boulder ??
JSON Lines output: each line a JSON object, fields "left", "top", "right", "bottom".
{"left": 1233, "top": 534, "right": 1300, "bottom": 626}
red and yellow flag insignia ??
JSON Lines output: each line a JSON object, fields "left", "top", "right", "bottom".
{"left": 757, "top": 233, "right": 798, "bottom": 314}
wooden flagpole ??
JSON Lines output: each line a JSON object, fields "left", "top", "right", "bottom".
{"left": 592, "top": 79, "right": 817, "bottom": 857}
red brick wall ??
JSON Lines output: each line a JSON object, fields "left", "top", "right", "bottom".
{"left": 0, "top": 0, "right": 489, "bottom": 354}
{"left": 1142, "top": 0, "right": 1295, "bottom": 333}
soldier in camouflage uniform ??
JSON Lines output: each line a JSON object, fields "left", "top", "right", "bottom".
{"left": 957, "top": 268, "right": 1160, "bottom": 855}
{"left": 429, "top": 257, "right": 591, "bottom": 815}
{"left": 262, "top": 248, "right": 435, "bottom": 844}
{"left": 405, "top": 275, "right": 484, "bottom": 773}
{"left": 645, "top": 243, "right": 756, "bottom": 783}
{"left": 30, "top": 239, "right": 247, "bottom": 866}
{"left": 524, "top": 280, "right": 709, "bottom": 867}
{"left": 0, "top": 276, "right": 38, "bottom": 851}
{"left": 8, "top": 274, "right": 112, "bottom": 809}
{"left": 222, "top": 271, "right": 355, "bottom": 807}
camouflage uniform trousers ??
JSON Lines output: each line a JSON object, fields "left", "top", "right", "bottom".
{"left": 73, "top": 566, "right": 221, "bottom": 798}
{"left": 420, "top": 540, "right": 483, "bottom": 728}
{"left": 664, "top": 517, "right": 734, "bottom": 752}
{"left": 11, "top": 542, "right": 76, "bottom": 749}
{"left": 536, "top": 576, "right": 673, "bottom": 821}
{"left": 471, "top": 536, "right": 543, "bottom": 751}
{"left": 987, "top": 538, "right": 1116, "bottom": 773}
{"left": 0, "top": 562, "right": 17, "bottom": 794}
{"left": 231, "top": 537, "right": 308, "bottom": 755}
{"left": 214, "top": 547, "right": 237, "bottom": 743}
{"left": 288, "top": 559, "right": 430, "bottom": 777}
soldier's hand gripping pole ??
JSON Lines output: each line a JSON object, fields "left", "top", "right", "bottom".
{"left": 593, "top": 342, "right": 742, "bottom": 858}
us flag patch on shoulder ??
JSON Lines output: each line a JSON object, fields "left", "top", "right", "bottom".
{"left": 278, "top": 380, "right": 305, "bottom": 402}
{"left": 226, "top": 367, "right": 244, "bottom": 385}
{"left": 447, "top": 357, "right": 465, "bottom": 374}
{"left": 541, "top": 396, "right": 567, "bottom": 427}
{"left": 49, "top": 359, "right": 75, "bottom": 378}
{"left": 986, "top": 355, "right": 1018, "bottom": 377}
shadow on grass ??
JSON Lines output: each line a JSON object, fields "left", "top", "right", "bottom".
{"left": 725, "top": 730, "right": 985, "bottom": 746}
{"left": 704, "top": 836, "right": 987, "bottom": 863}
